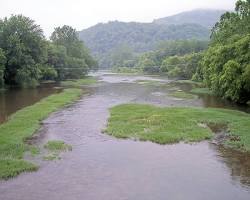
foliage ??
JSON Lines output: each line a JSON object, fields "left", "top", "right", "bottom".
{"left": 79, "top": 20, "right": 210, "bottom": 68}
{"left": 0, "top": 88, "right": 81, "bottom": 179}
{"left": 50, "top": 25, "right": 97, "bottom": 80}
{"left": 0, "top": 48, "right": 6, "bottom": 87}
{"left": 0, "top": 16, "right": 97, "bottom": 87}
{"left": 200, "top": 34, "right": 250, "bottom": 103}
{"left": 160, "top": 52, "right": 203, "bottom": 79}
{"left": 0, "top": 15, "right": 46, "bottom": 87}
{"left": 106, "top": 104, "right": 250, "bottom": 152}
{"left": 196, "top": 0, "right": 250, "bottom": 103}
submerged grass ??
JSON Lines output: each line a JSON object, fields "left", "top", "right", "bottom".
{"left": 44, "top": 140, "right": 72, "bottom": 152}
{"left": 0, "top": 88, "right": 82, "bottom": 179}
{"left": 190, "top": 87, "right": 214, "bottom": 95}
{"left": 43, "top": 140, "right": 72, "bottom": 161}
{"left": 170, "top": 90, "right": 197, "bottom": 99}
{"left": 106, "top": 104, "right": 250, "bottom": 152}
{"left": 61, "top": 76, "right": 97, "bottom": 87}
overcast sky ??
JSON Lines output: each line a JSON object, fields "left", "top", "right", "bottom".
{"left": 0, "top": 0, "right": 236, "bottom": 37}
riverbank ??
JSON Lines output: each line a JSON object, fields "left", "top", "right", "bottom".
{"left": 106, "top": 104, "right": 250, "bottom": 152}
{"left": 0, "top": 88, "right": 82, "bottom": 179}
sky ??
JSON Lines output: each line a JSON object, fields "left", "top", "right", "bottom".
{"left": 0, "top": 0, "right": 236, "bottom": 37}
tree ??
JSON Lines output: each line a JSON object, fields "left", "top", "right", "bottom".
{"left": 0, "top": 48, "right": 6, "bottom": 87}
{"left": 50, "top": 25, "right": 97, "bottom": 79}
{"left": 0, "top": 15, "right": 46, "bottom": 87}
{"left": 198, "top": 0, "right": 250, "bottom": 103}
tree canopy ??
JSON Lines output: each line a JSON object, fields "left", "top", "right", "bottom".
{"left": 0, "top": 16, "right": 97, "bottom": 87}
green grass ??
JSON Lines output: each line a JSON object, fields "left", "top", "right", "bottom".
{"left": 136, "top": 80, "right": 165, "bottom": 86}
{"left": 0, "top": 159, "right": 38, "bottom": 180}
{"left": 106, "top": 104, "right": 250, "bottom": 152}
{"left": 0, "top": 88, "right": 82, "bottom": 179}
{"left": 43, "top": 154, "right": 61, "bottom": 161}
{"left": 175, "top": 80, "right": 203, "bottom": 86}
{"left": 44, "top": 140, "right": 72, "bottom": 151}
{"left": 170, "top": 91, "right": 197, "bottom": 99}
{"left": 190, "top": 88, "right": 214, "bottom": 95}
{"left": 43, "top": 140, "right": 72, "bottom": 161}
{"left": 61, "top": 76, "right": 97, "bottom": 87}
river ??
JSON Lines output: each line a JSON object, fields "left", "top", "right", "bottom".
{"left": 0, "top": 72, "right": 250, "bottom": 200}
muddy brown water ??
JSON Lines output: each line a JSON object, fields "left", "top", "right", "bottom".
{"left": 0, "top": 72, "right": 250, "bottom": 200}
{"left": 0, "top": 82, "right": 61, "bottom": 124}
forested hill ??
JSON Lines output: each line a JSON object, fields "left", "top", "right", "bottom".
{"left": 78, "top": 9, "right": 225, "bottom": 68}
{"left": 153, "top": 9, "right": 227, "bottom": 28}
{"left": 79, "top": 21, "right": 209, "bottom": 54}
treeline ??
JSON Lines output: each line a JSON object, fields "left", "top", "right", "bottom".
{"left": 79, "top": 21, "right": 210, "bottom": 68}
{"left": 112, "top": 40, "right": 208, "bottom": 79}
{"left": 194, "top": 0, "right": 250, "bottom": 103}
{"left": 0, "top": 15, "right": 97, "bottom": 88}
{"left": 113, "top": 0, "right": 250, "bottom": 104}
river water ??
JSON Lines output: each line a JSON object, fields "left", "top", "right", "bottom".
{"left": 0, "top": 72, "right": 250, "bottom": 200}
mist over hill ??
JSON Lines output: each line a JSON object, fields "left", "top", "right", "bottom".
{"left": 153, "top": 9, "right": 227, "bottom": 28}
{"left": 78, "top": 9, "right": 226, "bottom": 68}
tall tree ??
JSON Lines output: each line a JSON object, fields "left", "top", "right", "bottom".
{"left": 0, "top": 15, "right": 46, "bottom": 87}
{"left": 50, "top": 25, "right": 97, "bottom": 79}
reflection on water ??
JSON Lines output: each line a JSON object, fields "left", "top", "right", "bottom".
{"left": 212, "top": 144, "right": 250, "bottom": 188}
{"left": 0, "top": 72, "right": 250, "bottom": 200}
{"left": 0, "top": 83, "right": 61, "bottom": 124}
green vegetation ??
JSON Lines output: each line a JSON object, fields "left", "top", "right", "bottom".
{"left": 106, "top": 104, "right": 250, "bottom": 152}
{"left": 44, "top": 140, "right": 72, "bottom": 152}
{"left": 43, "top": 154, "right": 59, "bottom": 161}
{"left": 0, "top": 88, "right": 81, "bottom": 179}
{"left": 170, "top": 91, "right": 197, "bottom": 99}
{"left": 193, "top": 0, "right": 250, "bottom": 103}
{"left": 0, "top": 159, "right": 38, "bottom": 180}
{"left": 0, "top": 15, "right": 97, "bottom": 88}
{"left": 190, "top": 88, "right": 214, "bottom": 95}
{"left": 109, "top": 40, "right": 208, "bottom": 74}
{"left": 136, "top": 80, "right": 165, "bottom": 86}
{"left": 79, "top": 20, "right": 210, "bottom": 68}
{"left": 61, "top": 76, "right": 97, "bottom": 87}
{"left": 43, "top": 140, "right": 72, "bottom": 161}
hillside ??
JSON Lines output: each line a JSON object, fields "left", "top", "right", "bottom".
{"left": 78, "top": 9, "right": 226, "bottom": 68}
{"left": 153, "top": 9, "right": 227, "bottom": 28}
{"left": 79, "top": 21, "right": 209, "bottom": 53}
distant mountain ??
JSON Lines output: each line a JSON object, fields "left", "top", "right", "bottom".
{"left": 153, "top": 9, "right": 227, "bottom": 28}
{"left": 79, "top": 9, "right": 225, "bottom": 68}
{"left": 79, "top": 21, "right": 209, "bottom": 55}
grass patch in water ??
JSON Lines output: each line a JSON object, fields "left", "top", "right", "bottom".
{"left": 43, "top": 154, "right": 61, "bottom": 161}
{"left": 175, "top": 80, "right": 203, "bottom": 86}
{"left": 106, "top": 104, "right": 250, "bottom": 152}
{"left": 190, "top": 88, "right": 214, "bottom": 95}
{"left": 0, "top": 159, "right": 38, "bottom": 180}
{"left": 0, "top": 88, "right": 82, "bottom": 179}
{"left": 170, "top": 91, "right": 197, "bottom": 99}
{"left": 61, "top": 76, "right": 97, "bottom": 87}
{"left": 136, "top": 80, "right": 165, "bottom": 86}
{"left": 44, "top": 140, "right": 72, "bottom": 152}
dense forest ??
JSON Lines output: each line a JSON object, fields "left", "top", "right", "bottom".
{"left": 79, "top": 22, "right": 210, "bottom": 68}
{"left": 0, "top": 16, "right": 97, "bottom": 88}
{"left": 108, "top": 0, "right": 250, "bottom": 104}
{"left": 78, "top": 9, "right": 226, "bottom": 69}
